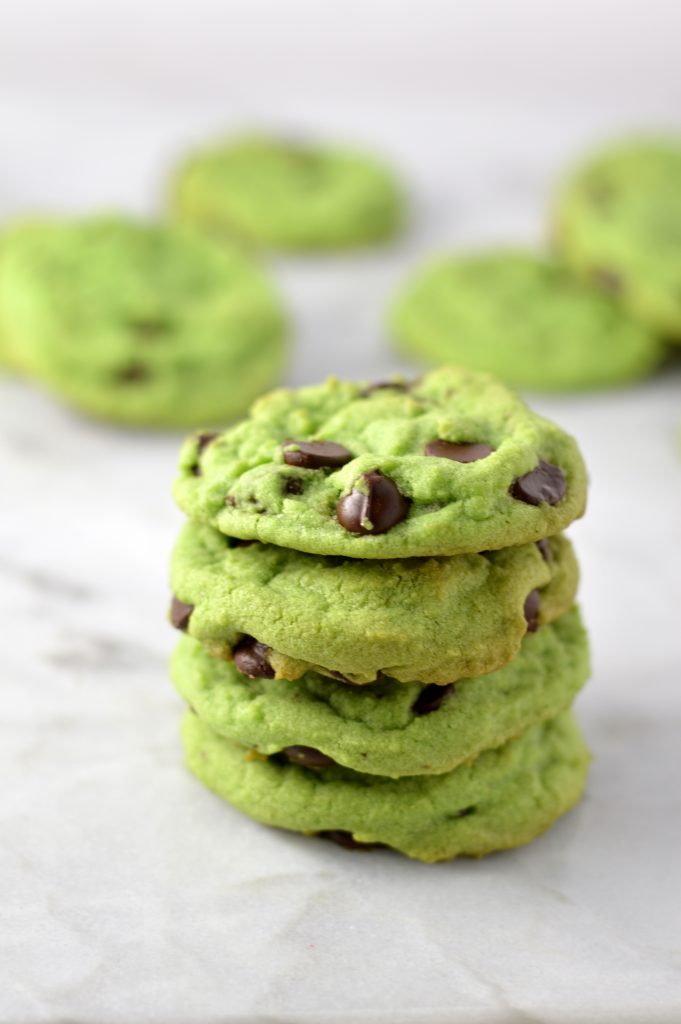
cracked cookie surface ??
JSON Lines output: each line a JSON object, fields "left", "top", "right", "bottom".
{"left": 170, "top": 524, "right": 578, "bottom": 684}
{"left": 174, "top": 367, "right": 587, "bottom": 557}
{"left": 172, "top": 607, "right": 589, "bottom": 777}
{"left": 182, "top": 709, "right": 590, "bottom": 862}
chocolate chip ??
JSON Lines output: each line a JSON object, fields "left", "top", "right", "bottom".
{"left": 591, "top": 266, "right": 623, "bottom": 294}
{"left": 225, "top": 495, "right": 237, "bottom": 507}
{"left": 336, "top": 471, "right": 410, "bottom": 535}
{"left": 449, "top": 805, "right": 476, "bottom": 820}
{"left": 191, "top": 432, "right": 218, "bottom": 476}
{"left": 115, "top": 361, "right": 150, "bottom": 383}
{"left": 170, "top": 596, "right": 194, "bottom": 631}
{"left": 424, "top": 440, "right": 494, "bottom": 463}
{"left": 524, "top": 590, "right": 541, "bottom": 633}
{"left": 284, "top": 478, "right": 304, "bottom": 495}
{"left": 233, "top": 636, "right": 274, "bottom": 679}
{"left": 411, "top": 683, "right": 454, "bottom": 716}
{"left": 536, "top": 538, "right": 551, "bottom": 561}
{"left": 226, "top": 536, "right": 256, "bottom": 548}
{"left": 511, "top": 460, "right": 566, "bottom": 506}
{"left": 359, "top": 380, "right": 409, "bottom": 397}
{"left": 283, "top": 439, "right": 353, "bottom": 470}
{"left": 280, "top": 746, "right": 337, "bottom": 768}
{"left": 316, "top": 830, "right": 385, "bottom": 851}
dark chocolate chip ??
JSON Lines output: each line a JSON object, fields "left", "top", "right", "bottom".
{"left": 510, "top": 460, "right": 566, "bottom": 506}
{"left": 336, "top": 471, "right": 410, "bottom": 535}
{"left": 283, "top": 439, "right": 353, "bottom": 470}
{"left": 280, "top": 745, "right": 337, "bottom": 768}
{"left": 424, "top": 440, "right": 494, "bottom": 463}
{"left": 411, "top": 683, "right": 454, "bottom": 716}
{"left": 233, "top": 636, "right": 274, "bottom": 679}
{"left": 316, "top": 830, "right": 386, "bottom": 851}
{"left": 448, "top": 805, "right": 476, "bottom": 820}
{"left": 536, "top": 538, "right": 551, "bottom": 561}
{"left": 524, "top": 590, "right": 541, "bottom": 633}
{"left": 359, "top": 380, "right": 409, "bottom": 397}
{"left": 591, "top": 266, "right": 623, "bottom": 294}
{"left": 115, "top": 361, "right": 150, "bottom": 383}
{"left": 170, "top": 596, "right": 194, "bottom": 631}
{"left": 191, "top": 432, "right": 218, "bottom": 476}
{"left": 284, "top": 478, "right": 304, "bottom": 495}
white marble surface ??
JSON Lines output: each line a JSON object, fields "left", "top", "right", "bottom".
{"left": 1, "top": 86, "right": 681, "bottom": 1023}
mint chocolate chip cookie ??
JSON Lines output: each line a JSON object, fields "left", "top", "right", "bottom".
{"left": 390, "top": 250, "right": 662, "bottom": 390}
{"left": 169, "top": 523, "right": 578, "bottom": 684}
{"left": 554, "top": 137, "right": 681, "bottom": 339}
{"left": 174, "top": 367, "right": 587, "bottom": 558}
{"left": 182, "top": 709, "right": 590, "bottom": 862}
{"left": 0, "top": 216, "right": 287, "bottom": 427}
{"left": 172, "top": 607, "right": 589, "bottom": 777}
{"left": 170, "top": 133, "right": 403, "bottom": 250}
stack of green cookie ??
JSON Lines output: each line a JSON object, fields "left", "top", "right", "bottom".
{"left": 168, "top": 366, "right": 591, "bottom": 863}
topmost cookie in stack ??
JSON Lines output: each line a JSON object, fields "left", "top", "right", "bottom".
{"left": 170, "top": 366, "right": 591, "bottom": 862}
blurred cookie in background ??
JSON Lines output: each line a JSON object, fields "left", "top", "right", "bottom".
{"left": 553, "top": 136, "right": 681, "bottom": 341}
{"left": 169, "top": 132, "right": 404, "bottom": 250}
{"left": 0, "top": 216, "right": 288, "bottom": 428}
{"left": 389, "top": 250, "right": 663, "bottom": 391}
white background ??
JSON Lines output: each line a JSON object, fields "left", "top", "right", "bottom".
{"left": 1, "top": 3, "right": 681, "bottom": 1022}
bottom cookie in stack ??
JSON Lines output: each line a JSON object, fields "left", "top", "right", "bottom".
{"left": 173, "top": 607, "right": 590, "bottom": 862}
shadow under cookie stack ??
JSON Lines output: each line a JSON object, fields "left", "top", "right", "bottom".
{"left": 168, "top": 367, "right": 591, "bottom": 863}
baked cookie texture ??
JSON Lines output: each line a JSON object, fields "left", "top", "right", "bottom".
{"left": 170, "top": 133, "right": 403, "bottom": 250}
{"left": 390, "top": 250, "right": 663, "bottom": 390}
{"left": 174, "top": 367, "right": 587, "bottom": 558}
{"left": 169, "top": 370, "right": 591, "bottom": 861}
{"left": 182, "top": 709, "right": 590, "bottom": 862}
{"left": 554, "top": 137, "right": 681, "bottom": 340}
{"left": 172, "top": 607, "right": 589, "bottom": 778}
{"left": 170, "top": 524, "right": 578, "bottom": 684}
{"left": 0, "top": 216, "right": 287, "bottom": 427}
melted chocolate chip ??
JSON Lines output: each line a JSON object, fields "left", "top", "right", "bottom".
{"left": 411, "top": 683, "right": 454, "bottom": 716}
{"left": 511, "top": 460, "right": 566, "bottom": 506}
{"left": 191, "top": 432, "right": 218, "bottom": 476}
{"left": 316, "top": 830, "right": 386, "bottom": 851}
{"left": 536, "top": 538, "right": 551, "bottom": 561}
{"left": 115, "top": 361, "right": 150, "bottom": 383}
{"left": 336, "top": 471, "right": 410, "bottom": 535}
{"left": 424, "top": 440, "right": 494, "bottom": 463}
{"left": 358, "top": 380, "right": 409, "bottom": 397}
{"left": 170, "top": 597, "right": 194, "bottom": 631}
{"left": 284, "top": 477, "right": 304, "bottom": 495}
{"left": 233, "top": 636, "right": 274, "bottom": 679}
{"left": 283, "top": 439, "right": 353, "bottom": 470}
{"left": 591, "top": 266, "right": 623, "bottom": 294}
{"left": 524, "top": 590, "right": 541, "bottom": 633}
{"left": 280, "top": 746, "right": 337, "bottom": 768}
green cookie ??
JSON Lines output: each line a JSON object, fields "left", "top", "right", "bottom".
{"left": 554, "top": 137, "right": 681, "bottom": 339}
{"left": 0, "top": 216, "right": 287, "bottom": 427}
{"left": 182, "top": 709, "right": 590, "bottom": 862}
{"left": 390, "top": 250, "right": 662, "bottom": 390}
{"left": 174, "top": 367, "right": 587, "bottom": 558}
{"left": 172, "top": 607, "right": 589, "bottom": 777}
{"left": 170, "top": 523, "right": 578, "bottom": 684}
{"left": 170, "top": 133, "right": 403, "bottom": 250}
